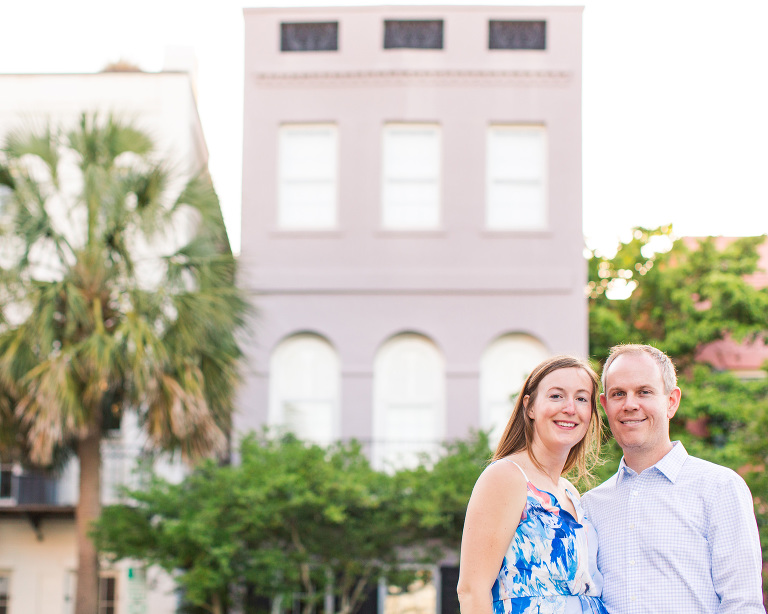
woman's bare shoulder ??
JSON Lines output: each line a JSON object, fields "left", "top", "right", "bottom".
{"left": 475, "top": 454, "right": 529, "bottom": 492}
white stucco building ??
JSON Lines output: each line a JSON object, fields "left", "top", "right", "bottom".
{"left": 0, "top": 56, "right": 212, "bottom": 614}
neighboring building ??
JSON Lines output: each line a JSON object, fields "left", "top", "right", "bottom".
{"left": 238, "top": 6, "right": 585, "bottom": 611}
{"left": 0, "top": 57, "right": 209, "bottom": 614}
{"left": 690, "top": 236, "right": 768, "bottom": 378}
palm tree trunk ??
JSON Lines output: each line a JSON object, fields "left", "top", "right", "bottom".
{"left": 74, "top": 425, "right": 102, "bottom": 614}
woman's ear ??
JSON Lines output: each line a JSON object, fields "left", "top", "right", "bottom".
{"left": 523, "top": 395, "right": 533, "bottom": 419}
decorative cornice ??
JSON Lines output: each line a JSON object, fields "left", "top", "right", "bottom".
{"left": 252, "top": 69, "right": 572, "bottom": 87}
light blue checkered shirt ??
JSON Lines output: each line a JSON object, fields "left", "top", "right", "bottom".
{"left": 582, "top": 441, "right": 765, "bottom": 614}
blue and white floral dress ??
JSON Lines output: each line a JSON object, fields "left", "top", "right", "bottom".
{"left": 491, "top": 460, "right": 607, "bottom": 614}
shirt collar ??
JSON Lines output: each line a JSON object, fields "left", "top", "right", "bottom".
{"left": 617, "top": 441, "right": 688, "bottom": 484}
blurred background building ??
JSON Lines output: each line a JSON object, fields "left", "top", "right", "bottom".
{"left": 237, "top": 4, "right": 586, "bottom": 466}
{"left": 0, "top": 53, "right": 206, "bottom": 614}
{"left": 236, "top": 7, "right": 584, "bottom": 613}
{"left": 0, "top": 3, "right": 590, "bottom": 612}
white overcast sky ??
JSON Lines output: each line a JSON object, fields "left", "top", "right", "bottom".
{"left": 1, "top": 0, "right": 767, "bottom": 255}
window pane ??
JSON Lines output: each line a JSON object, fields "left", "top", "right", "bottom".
{"left": 382, "top": 125, "right": 441, "bottom": 229}
{"left": 270, "top": 335, "right": 340, "bottom": 446}
{"left": 98, "top": 576, "right": 116, "bottom": 614}
{"left": 373, "top": 334, "right": 445, "bottom": 469}
{"left": 279, "top": 182, "right": 336, "bottom": 228}
{"left": 279, "top": 128, "right": 337, "bottom": 180}
{"left": 281, "top": 22, "right": 339, "bottom": 52}
{"left": 278, "top": 125, "right": 337, "bottom": 229}
{"left": 0, "top": 470, "right": 12, "bottom": 498}
{"left": 284, "top": 400, "right": 335, "bottom": 444}
{"left": 480, "top": 334, "right": 550, "bottom": 447}
{"left": 489, "top": 20, "right": 546, "bottom": 50}
{"left": 382, "top": 181, "right": 439, "bottom": 228}
{"left": 383, "top": 129, "right": 440, "bottom": 179}
{"left": 487, "top": 129, "right": 544, "bottom": 181}
{"left": 487, "top": 182, "right": 546, "bottom": 230}
{"left": 384, "top": 20, "right": 443, "bottom": 49}
{"left": 486, "top": 126, "right": 547, "bottom": 230}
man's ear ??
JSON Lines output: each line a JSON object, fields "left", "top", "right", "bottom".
{"left": 599, "top": 393, "right": 607, "bottom": 411}
{"left": 667, "top": 387, "right": 682, "bottom": 419}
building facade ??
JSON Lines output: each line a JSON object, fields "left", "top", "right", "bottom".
{"left": 238, "top": 5, "right": 587, "bottom": 471}
{"left": 0, "top": 63, "right": 209, "bottom": 614}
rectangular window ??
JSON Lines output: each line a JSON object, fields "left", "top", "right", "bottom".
{"left": 381, "top": 124, "right": 441, "bottom": 229}
{"left": 0, "top": 467, "right": 12, "bottom": 500}
{"left": 281, "top": 22, "right": 338, "bottom": 52}
{"left": 489, "top": 20, "right": 546, "bottom": 50}
{"left": 278, "top": 124, "right": 338, "bottom": 230}
{"left": 99, "top": 575, "right": 116, "bottom": 614}
{"left": 384, "top": 20, "right": 443, "bottom": 49}
{"left": 486, "top": 125, "right": 547, "bottom": 230}
{"left": 0, "top": 574, "right": 9, "bottom": 614}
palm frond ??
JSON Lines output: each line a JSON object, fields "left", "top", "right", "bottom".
{"left": 67, "top": 113, "right": 153, "bottom": 171}
{"left": 1, "top": 114, "right": 247, "bottom": 468}
{"left": 4, "top": 123, "right": 60, "bottom": 188}
{"left": 17, "top": 349, "right": 87, "bottom": 464}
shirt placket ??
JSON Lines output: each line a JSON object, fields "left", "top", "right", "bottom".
{"left": 623, "top": 471, "right": 642, "bottom": 612}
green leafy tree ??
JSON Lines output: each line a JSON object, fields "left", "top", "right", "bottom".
{"left": 0, "top": 114, "right": 248, "bottom": 614}
{"left": 395, "top": 431, "right": 491, "bottom": 554}
{"left": 93, "top": 432, "right": 427, "bottom": 614}
{"left": 588, "top": 227, "right": 768, "bottom": 369}
{"left": 587, "top": 227, "right": 768, "bottom": 590}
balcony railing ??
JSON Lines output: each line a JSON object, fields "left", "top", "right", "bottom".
{"left": 0, "top": 470, "right": 59, "bottom": 506}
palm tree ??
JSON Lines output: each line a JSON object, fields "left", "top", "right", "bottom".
{"left": 0, "top": 114, "right": 248, "bottom": 614}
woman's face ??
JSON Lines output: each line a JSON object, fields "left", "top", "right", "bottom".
{"left": 525, "top": 367, "right": 594, "bottom": 453}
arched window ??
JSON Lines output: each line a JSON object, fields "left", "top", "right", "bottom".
{"left": 373, "top": 333, "right": 445, "bottom": 469}
{"left": 480, "top": 333, "right": 549, "bottom": 448}
{"left": 269, "top": 333, "right": 340, "bottom": 446}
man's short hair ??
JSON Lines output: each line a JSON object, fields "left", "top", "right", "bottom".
{"left": 601, "top": 344, "right": 677, "bottom": 394}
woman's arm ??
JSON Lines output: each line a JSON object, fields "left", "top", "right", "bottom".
{"left": 457, "top": 461, "right": 528, "bottom": 614}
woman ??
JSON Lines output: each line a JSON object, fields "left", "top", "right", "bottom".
{"left": 457, "top": 355, "right": 606, "bottom": 614}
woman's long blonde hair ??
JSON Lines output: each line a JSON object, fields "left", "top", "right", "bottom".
{"left": 491, "top": 355, "right": 602, "bottom": 484}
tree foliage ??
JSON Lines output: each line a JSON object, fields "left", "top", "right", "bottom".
{"left": 589, "top": 227, "right": 768, "bottom": 369}
{"left": 587, "top": 227, "right": 768, "bottom": 584}
{"left": 94, "top": 432, "right": 491, "bottom": 614}
{"left": 394, "top": 432, "right": 492, "bottom": 554}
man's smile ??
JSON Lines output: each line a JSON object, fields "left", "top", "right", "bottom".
{"left": 619, "top": 417, "right": 647, "bottom": 425}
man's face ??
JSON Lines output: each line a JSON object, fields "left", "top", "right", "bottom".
{"left": 600, "top": 352, "right": 681, "bottom": 460}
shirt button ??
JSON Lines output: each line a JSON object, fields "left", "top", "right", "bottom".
{"left": 631, "top": 490, "right": 638, "bottom": 497}
{"left": 630, "top": 596, "right": 637, "bottom": 602}
{"left": 629, "top": 523, "right": 635, "bottom": 529}
{"left": 629, "top": 560, "right": 636, "bottom": 566}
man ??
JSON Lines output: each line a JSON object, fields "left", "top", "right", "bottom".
{"left": 582, "top": 344, "right": 764, "bottom": 614}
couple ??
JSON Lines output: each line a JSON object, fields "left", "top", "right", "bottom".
{"left": 457, "top": 344, "right": 764, "bottom": 614}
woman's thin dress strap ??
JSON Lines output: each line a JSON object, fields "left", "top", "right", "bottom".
{"left": 502, "top": 458, "right": 530, "bottom": 483}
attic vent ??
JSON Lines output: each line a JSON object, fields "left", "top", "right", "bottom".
{"left": 384, "top": 20, "right": 444, "bottom": 49}
{"left": 489, "top": 20, "right": 546, "bottom": 50}
{"left": 280, "top": 22, "right": 339, "bottom": 52}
